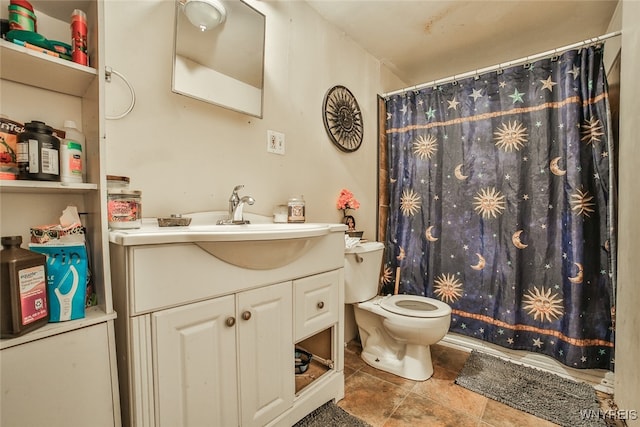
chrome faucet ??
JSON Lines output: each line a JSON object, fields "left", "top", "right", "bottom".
{"left": 219, "top": 185, "right": 254, "bottom": 224}
{"left": 228, "top": 184, "right": 244, "bottom": 218}
{"left": 232, "top": 195, "right": 255, "bottom": 223}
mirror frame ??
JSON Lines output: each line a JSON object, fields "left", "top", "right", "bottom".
{"left": 172, "top": 0, "right": 265, "bottom": 118}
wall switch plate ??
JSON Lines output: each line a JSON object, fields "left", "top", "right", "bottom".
{"left": 267, "top": 130, "right": 285, "bottom": 155}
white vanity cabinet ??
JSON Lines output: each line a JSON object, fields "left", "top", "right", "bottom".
{"left": 0, "top": 1, "right": 121, "bottom": 426}
{"left": 154, "top": 282, "right": 293, "bottom": 427}
{"left": 109, "top": 223, "right": 346, "bottom": 427}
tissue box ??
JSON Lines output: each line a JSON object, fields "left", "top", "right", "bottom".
{"left": 30, "top": 223, "right": 85, "bottom": 244}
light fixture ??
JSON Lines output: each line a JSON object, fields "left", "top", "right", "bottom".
{"left": 181, "top": 0, "right": 227, "bottom": 32}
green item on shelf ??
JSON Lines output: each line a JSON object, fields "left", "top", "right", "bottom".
{"left": 6, "top": 29, "right": 53, "bottom": 50}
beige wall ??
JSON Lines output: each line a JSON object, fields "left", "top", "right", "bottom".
{"left": 104, "top": 0, "right": 384, "bottom": 238}
{"left": 614, "top": 1, "right": 640, "bottom": 424}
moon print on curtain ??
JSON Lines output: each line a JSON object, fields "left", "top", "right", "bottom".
{"left": 383, "top": 45, "right": 616, "bottom": 370}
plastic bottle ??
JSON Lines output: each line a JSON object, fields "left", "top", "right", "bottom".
{"left": 61, "top": 120, "right": 85, "bottom": 183}
{"left": 16, "top": 120, "right": 60, "bottom": 181}
{"left": 1, "top": 235, "right": 49, "bottom": 338}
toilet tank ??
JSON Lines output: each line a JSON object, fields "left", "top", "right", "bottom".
{"left": 344, "top": 241, "right": 385, "bottom": 304}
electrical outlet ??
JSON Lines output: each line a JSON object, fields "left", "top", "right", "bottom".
{"left": 267, "top": 130, "right": 285, "bottom": 155}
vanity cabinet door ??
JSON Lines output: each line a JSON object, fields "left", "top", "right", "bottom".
{"left": 153, "top": 295, "right": 238, "bottom": 427}
{"left": 237, "top": 281, "right": 294, "bottom": 427}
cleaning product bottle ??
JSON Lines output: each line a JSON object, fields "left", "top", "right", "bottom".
{"left": 70, "top": 9, "right": 88, "bottom": 65}
{"left": 61, "top": 120, "right": 85, "bottom": 183}
{"left": 1, "top": 235, "right": 49, "bottom": 338}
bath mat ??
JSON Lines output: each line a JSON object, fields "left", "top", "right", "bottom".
{"left": 293, "top": 401, "right": 372, "bottom": 427}
{"left": 455, "top": 350, "right": 605, "bottom": 427}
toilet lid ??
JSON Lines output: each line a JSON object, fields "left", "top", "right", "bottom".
{"left": 380, "top": 295, "right": 451, "bottom": 318}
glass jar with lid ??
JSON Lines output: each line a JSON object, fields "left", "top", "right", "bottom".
{"left": 287, "top": 196, "right": 305, "bottom": 223}
{"left": 107, "top": 189, "right": 142, "bottom": 229}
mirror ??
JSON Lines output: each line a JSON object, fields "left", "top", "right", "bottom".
{"left": 172, "top": 0, "right": 265, "bottom": 117}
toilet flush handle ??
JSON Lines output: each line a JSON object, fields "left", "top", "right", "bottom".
{"left": 355, "top": 254, "right": 363, "bottom": 263}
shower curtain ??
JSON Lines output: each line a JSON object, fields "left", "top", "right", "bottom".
{"left": 382, "top": 45, "right": 616, "bottom": 370}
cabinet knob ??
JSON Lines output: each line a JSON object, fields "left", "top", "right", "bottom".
{"left": 317, "top": 301, "right": 325, "bottom": 309}
{"left": 241, "top": 311, "right": 252, "bottom": 321}
{"left": 225, "top": 317, "right": 236, "bottom": 327}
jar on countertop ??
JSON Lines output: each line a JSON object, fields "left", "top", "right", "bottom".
{"left": 287, "top": 196, "right": 305, "bottom": 223}
{"left": 107, "top": 189, "right": 142, "bottom": 229}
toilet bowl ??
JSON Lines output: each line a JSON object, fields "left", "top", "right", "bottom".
{"left": 345, "top": 242, "right": 452, "bottom": 381}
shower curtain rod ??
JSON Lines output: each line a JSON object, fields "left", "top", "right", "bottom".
{"left": 382, "top": 30, "right": 622, "bottom": 98}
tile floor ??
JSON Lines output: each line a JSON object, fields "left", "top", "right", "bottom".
{"left": 337, "top": 340, "right": 622, "bottom": 427}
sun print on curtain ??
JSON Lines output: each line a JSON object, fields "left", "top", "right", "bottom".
{"left": 383, "top": 45, "right": 616, "bottom": 370}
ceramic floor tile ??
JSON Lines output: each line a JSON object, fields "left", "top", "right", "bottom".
{"left": 481, "top": 398, "right": 560, "bottom": 427}
{"left": 382, "top": 391, "right": 481, "bottom": 427}
{"left": 344, "top": 364, "right": 357, "bottom": 379}
{"left": 338, "top": 370, "right": 412, "bottom": 427}
{"left": 344, "top": 342, "right": 368, "bottom": 371}
{"left": 359, "top": 363, "right": 417, "bottom": 391}
{"left": 411, "top": 365, "right": 488, "bottom": 419}
{"left": 430, "top": 343, "right": 471, "bottom": 373}
{"left": 340, "top": 340, "right": 620, "bottom": 427}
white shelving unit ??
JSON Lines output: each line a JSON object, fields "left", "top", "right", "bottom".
{"left": 0, "top": 1, "right": 121, "bottom": 425}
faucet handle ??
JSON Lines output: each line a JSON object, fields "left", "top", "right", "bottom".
{"left": 230, "top": 185, "right": 244, "bottom": 202}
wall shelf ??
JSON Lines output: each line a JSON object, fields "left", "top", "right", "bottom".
{"left": 0, "top": 180, "right": 98, "bottom": 193}
{"left": 0, "top": 306, "right": 117, "bottom": 350}
{"left": 0, "top": 1, "right": 121, "bottom": 424}
{"left": 0, "top": 39, "right": 97, "bottom": 97}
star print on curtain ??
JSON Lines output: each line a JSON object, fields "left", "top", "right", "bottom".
{"left": 383, "top": 45, "right": 616, "bottom": 370}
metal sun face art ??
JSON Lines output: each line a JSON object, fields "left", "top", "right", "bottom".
{"left": 522, "top": 286, "right": 564, "bottom": 322}
{"left": 322, "top": 85, "right": 363, "bottom": 152}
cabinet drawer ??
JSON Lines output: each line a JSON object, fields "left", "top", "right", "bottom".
{"left": 294, "top": 270, "right": 341, "bottom": 341}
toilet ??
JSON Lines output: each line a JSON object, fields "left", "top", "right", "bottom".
{"left": 344, "top": 241, "right": 452, "bottom": 381}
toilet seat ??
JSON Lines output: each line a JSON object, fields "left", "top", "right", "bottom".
{"left": 379, "top": 295, "right": 451, "bottom": 318}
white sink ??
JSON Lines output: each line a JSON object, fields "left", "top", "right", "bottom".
{"left": 108, "top": 212, "right": 347, "bottom": 270}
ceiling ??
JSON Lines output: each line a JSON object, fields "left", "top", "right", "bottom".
{"left": 304, "top": 0, "right": 619, "bottom": 90}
